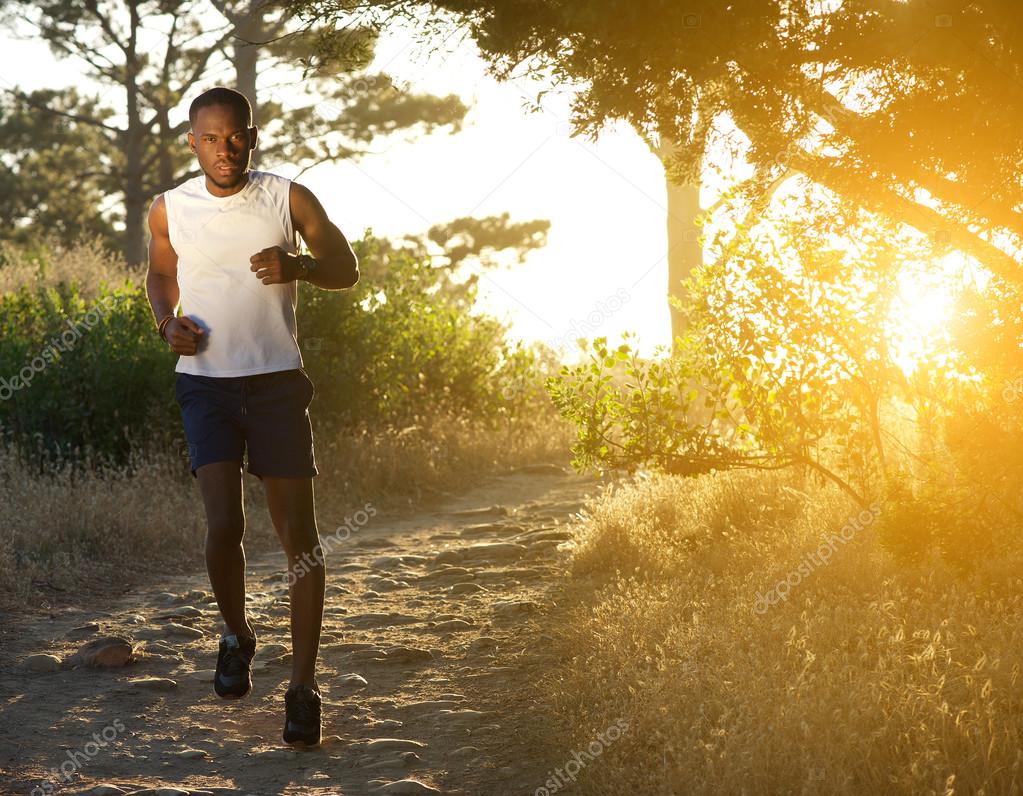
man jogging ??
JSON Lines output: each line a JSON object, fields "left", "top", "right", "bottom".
{"left": 145, "top": 86, "right": 359, "bottom": 747}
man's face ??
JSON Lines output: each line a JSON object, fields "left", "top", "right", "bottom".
{"left": 188, "top": 104, "right": 256, "bottom": 189}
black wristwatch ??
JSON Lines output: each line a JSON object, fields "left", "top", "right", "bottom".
{"left": 296, "top": 253, "right": 319, "bottom": 281}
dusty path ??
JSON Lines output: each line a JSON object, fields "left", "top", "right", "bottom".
{"left": 0, "top": 465, "right": 603, "bottom": 796}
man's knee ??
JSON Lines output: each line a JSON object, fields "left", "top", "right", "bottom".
{"left": 276, "top": 520, "right": 321, "bottom": 560}
{"left": 206, "top": 515, "right": 245, "bottom": 547}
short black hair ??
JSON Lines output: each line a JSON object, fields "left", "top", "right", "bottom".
{"left": 189, "top": 87, "right": 252, "bottom": 129}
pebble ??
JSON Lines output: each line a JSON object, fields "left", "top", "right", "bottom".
{"left": 162, "top": 622, "right": 204, "bottom": 639}
{"left": 381, "top": 646, "right": 434, "bottom": 664}
{"left": 371, "top": 554, "right": 430, "bottom": 568}
{"left": 350, "top": 648, "right": 389, "bottom": 662}
{"left": 372, "top": 779, "right": 440, "bottom": 794}
{"left": 24, "top": 653, "right": 61, "bottom": 672}
{"left": 432, "top": 619, "right": 473, "bottom": 633}
{"left": 368, "top": 578, "right": 410, "bottom": 591}
{"left": 367, "top": 719, "right": 404, "bottom": 731}
{"left": 68, "top": 636, "right": 135, "bottom": 668}
{"left": 170, "top": 748, "right": 207, "bottom": 759}
{"left": 345, "top": 612, "right": 420, "bottom": 629}
{"left": 364, "top": 738, "right": 428, "bottom": 752}
{"left": 128, "top": 677, "right": 178, "bottom": 690}
{"left": 87, "top": 785, "right": 126, "bottom": 796}
{"left": 66, "top": 622, "right": 101, "bottom": 637}
{"left": 436, "top": 708, "right": 486, "bottom": 724}
{"left": 447, "top": 505, "right": 509, "bottom": 519}
{"left": 448, "top": 582, "right": 486, "bottom": 595}
{"left": 339, "top": 673, "right": 369, "bottom": 687}
{"left": 468, "top": 637, "right": 499, "bottom": 652}
{"left": 418, "top": 566, "right": 473, "bottom": 582}
{"left": 335, "top": 642, "right": 378, "bottom": 651}
{"left": 492, "top": 600, "right": 539, "bottom": 620}
{"left": 362, "top": 756, "right": 411, "bottom": 770}
{"left": 516, "top": 528, "right": 574, "bottom": 543}
{"left": 152, "top": 606, "right": 204, "bottom": 620}
{"left": 459, "top": 521, "right": 518, "bottom": 537}
{"left": 183, "top": 669, "right": 216, "bottom": 682}
{"left": 465, "top": 542, "right": 529, "bottom": 560}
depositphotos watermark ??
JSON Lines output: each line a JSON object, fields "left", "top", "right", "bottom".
{"left": 31, "top": 717, "right": 127, "bottom": 795}
{"left": 267, "top": 502, "right": 377, "bottom": 598}
{"left": 534, "top": 717, "right": 629, "bottom": 795}
{"left": 753, "top": 502, "right": 881, "bottom": 614}
{"left": 1002, "top": 376, "right": 1023, "bottom": 403}
{"left": 1, "top": 294, "right": 120, "bottom": 401}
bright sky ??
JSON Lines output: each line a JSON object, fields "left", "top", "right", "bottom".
{"left": 0, "top": 13, "right": 676, "bottom": 361}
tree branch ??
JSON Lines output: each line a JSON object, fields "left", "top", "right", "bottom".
{"left": 1, "top": 88, "right": 123, "bottom": 136}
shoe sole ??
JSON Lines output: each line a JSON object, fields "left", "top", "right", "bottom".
{"left": 215, "top": 688, "right": 251, "bottom": 699}
{"left": 283, "top": 735, "right": 320, "bottom": 747}
{"left": 214, "top": 676, "right": 252, "bottom": 699}
{"left": 283, "top": 721, "right": 320, "bottom": 746}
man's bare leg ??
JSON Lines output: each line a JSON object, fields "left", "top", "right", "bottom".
{"left": 263, "top": 475, "right": 324, "bottom": 688}
{"left": 196, "top": 460, "right": 255, "bottom": 640}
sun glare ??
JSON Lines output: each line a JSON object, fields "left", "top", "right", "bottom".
{"left": 886, "top": 253, "right": 963, "bottom": 375}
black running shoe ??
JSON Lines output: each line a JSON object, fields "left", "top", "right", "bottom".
{"left": 283, "top": 683, "right": 322, "bottom": 746}
{"left": 214, "top": 632, "right": 256, "bottom": 699}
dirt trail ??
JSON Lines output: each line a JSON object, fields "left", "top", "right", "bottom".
{"left": 0, "top": 465, "right": 603, "bottom": 796}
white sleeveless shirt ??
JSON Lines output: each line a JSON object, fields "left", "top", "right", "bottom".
{"left": 164, "top": 169, "right": 304, "bottom": 377}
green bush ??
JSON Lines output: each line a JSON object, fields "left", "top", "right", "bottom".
{"left": 0, "top": 236, "right": 555, "bottom": 468}
{"left": 0, "top": 280, "right": 178, "bottom": 467}
{"left": 299, "top": 239, "right": 551, "bottom": 428}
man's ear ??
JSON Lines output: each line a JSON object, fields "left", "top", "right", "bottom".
{"left": 249, "top": 126, "right": 258, "bottom": 150}
{"left": 187, "top": 131, "right": 195, "bottom": 154}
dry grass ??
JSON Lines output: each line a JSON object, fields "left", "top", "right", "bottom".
{"left": 0, "top": 446, "right": 206, "bottom": 609}
{"left": 0, "top": 235, "right": 141, "bottom": 296}
{"left": 311, "top": 408, "right": 573, "bottom": 513}
{"left": 534, "top": 469, "right": 1023, "bottom": 795}
{"left": 0, "top": 408, "right": 574, "bottom": 611}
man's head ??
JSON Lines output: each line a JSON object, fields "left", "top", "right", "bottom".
{"left": 187, "top": 87, "right": 256, "bottom": 191}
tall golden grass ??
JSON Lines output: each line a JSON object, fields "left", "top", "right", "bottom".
{"left": 534, "top": 469, "right": 1023, "bottom": 795}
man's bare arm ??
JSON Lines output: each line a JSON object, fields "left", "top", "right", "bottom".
{"left": 146, "top": 195, "right": 179, "bottom": 322}
{"left": 289, "top": 182, "right": 359, "bottom": 290}
{"left": 145, "top": 195, "right": 204, "bottom": 355}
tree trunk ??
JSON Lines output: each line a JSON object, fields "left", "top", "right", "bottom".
{"left": 658, "top": 136, "right": 704, "bottom": 353}
{"left": 123, "top": 6, "right": 145, "bottom": 267}
{"left": 232, "top": 2, "right": 266, "bottom": 169}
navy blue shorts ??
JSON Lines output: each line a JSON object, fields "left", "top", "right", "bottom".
{"left": 174, "top": 368, "right": 318, "bottom": 479}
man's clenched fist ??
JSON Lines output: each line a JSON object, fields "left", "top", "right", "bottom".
{"left": 165, "top": 316, "right": 205, "bottom": 355}
{"left": 250, "top": 246, "right": 301, "bottom": 285}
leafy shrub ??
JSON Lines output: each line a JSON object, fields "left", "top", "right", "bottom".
{"left": 0, "top": 236, "right": 558, "bottom": 468}
{"left": 0, "top": 279, "right": 178, "bottom": 467}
